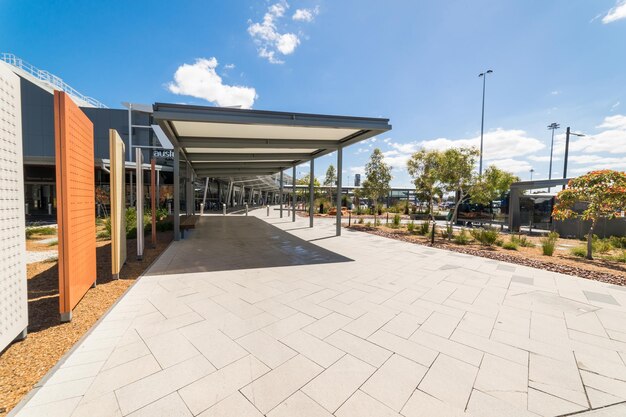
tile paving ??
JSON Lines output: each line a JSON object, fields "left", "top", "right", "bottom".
{"left": 11, "top": 209, "right": 626, "bottom": 416}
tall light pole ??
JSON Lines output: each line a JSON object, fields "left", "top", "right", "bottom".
{"left": 547, "top": 122, "right": 560, "bottom": 192}
{"left": 478, "top": 69, "right": 493, "bottom": 176}
{"left": 530, "top": 168, "right": 534, "bottom": 181}
{"left": 562, "top": 126, "right": 585, "bottom": 189}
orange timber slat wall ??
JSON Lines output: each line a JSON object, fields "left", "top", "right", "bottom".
{"left": 54, "top": 91, "right": 97, "bottom": 321}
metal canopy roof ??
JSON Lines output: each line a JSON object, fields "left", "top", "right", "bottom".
{"left": 152, "top": 103, "right": 392, "bottom": 182}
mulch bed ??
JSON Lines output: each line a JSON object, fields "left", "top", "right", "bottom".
{"left": 0, "top": 231, "right": 173, "bottom": 415}
{"left": 348, "top": 225, "right": 626, "bottom": 287}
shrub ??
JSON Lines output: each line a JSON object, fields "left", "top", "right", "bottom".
{"left": 156, "top": 220, "right": 174, "bottom": 232}
{"left": 511, "top": 234, "right": 534, "bottom": 248}
{"left": 540, "top": 232, "right": 559, "bottom": 256}
{"left": 418, "top": 222, "right": 430, "bottom": 236}
{"left": 612, "top": 251, "right": 626, "bottom": 263}
{"left": 609, "top": 236, "right": 626, "bottom": 249}
{"left": 358, "top": 217, "right": 364, "bottom": 224}
{"left": 375, "top": 219, "right": 382, "bottom": 227}
{"left": 407, "top": 221, "right": 415, "bottom": 233}
{"left": 470, "top": 226, "right": 500, "bottom": 246}
{"left": 97, "top": 231, "right": 110, "bottom": 239}
{"left": 365, "top": 221, "right": 372, "bottom": 227}
{"left": 592, "top": 237, "right": 613, "bottom": 254}
{"left": 47, "top": 240, "right": 58, "bottom": 246}
{"left": 392, "top": 214, "right": 401, "bottom": 228}
{"left": 440, "top": 225, "right": 454, "bottom": 239}
{"left": 502, "top": 241, "right": 518, "bottom": 250}
{"left": 26, "top": 226, "right": 56, "bottom": 238}
{"left": 571, "top": 246, "right": 587, "bottom": 257}
{"left": 454, "top": 228, "right": 471, "bottom": 245}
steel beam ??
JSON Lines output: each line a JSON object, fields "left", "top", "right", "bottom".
{"left": 179, "top": 138, "right": 339, "bottom": 149}
{"left": 280, "top": 170, "right": 284, "bottom": 218}
{"left": 310, "top": 158, "right": 314, "bottom": 228}
{"left": 336, "top": 147, "right": 343, "bottom": 236}
{"left": 173, "top": 147, "right": 180, "bottom": 241}
{"left": 192, "top": 162, "right": 290, "bottom": 170}
{"left": 185, "top": 153, "right": 312, "bottom": 161}
{"left": 292, "top": 166, "right": 296, "bottom": 222}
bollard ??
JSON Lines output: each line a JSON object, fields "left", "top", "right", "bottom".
{"left": 168, "top": 202, "right": 172, "bottom": 214}
{"left": 223, "top": 203, "right": 226, "bottom": 216}
{"left": 25, "top": 203, "right": 29, "bottom": 215}
{"left": 348, "top": 211, "right": 351, "bottom": 227}
{"left": 200, "top": 203, "right": 204, "bottom": 215}
{"left": 48, "top": 203, "right": 52, "bottom": 215}
{"left": 267, "top": 205, "right": 270, "bottom": 216}
{"left": 245, "top": 204, "right": 248, "bottom": 216}
{"left": 386, "top": 212, "right": 389, "bottom": 224}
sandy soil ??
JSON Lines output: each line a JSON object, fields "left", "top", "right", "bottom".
{"left": 348, "top": 224, "right": 626, "bottom": 285}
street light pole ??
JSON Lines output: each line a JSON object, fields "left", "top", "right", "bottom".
{"left": 478, "top": 69, "right": 493, "bottom": 176}
{"left": 562, "top": 126, "right": 585, "bottom": 190}
{"left": 530, "top": 168, "right": 534, "bottom": 181}
{"left": 547, "top": 122, "right": 560, "bottom": 192}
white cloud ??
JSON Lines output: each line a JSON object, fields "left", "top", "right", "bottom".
{"left": 528, "top": 155, "right": 559, "bottom": 162}
{"left": 566, "top": 114, "right": 626, "bottom": 154}
{"left": 349, "top": 166, "right": 364, "bottom": 175}
{"left": 248, "top": 2, "right": 302, "bottom": 64}
{"left": 224, "top": 63, "right": 236, "bottom": 70}
{"left": 167, "top": 58, "right": 257, "bottom": 108}
{"left": 486, "top": 158, "right": 532, "bottom": 174}
{"left": 391, "top": 128, "right": 544, "bottom": 161}
{"left": 550, "top": 90, "right": 560, "bottom": 95}
{"left": 293, "top": 7, "right": 319, "bottom": 22}
{"left": 611, "top": 101, "right": 620, "bottom": 111}
{"left": 603, "top": 0, "right": 626, "bottom": 23}
{"left": 597, "top": 114, "right": 626, "bottom": 130}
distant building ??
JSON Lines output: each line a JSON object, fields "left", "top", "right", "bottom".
{"left": 354, "top": 174, "right": 361, "bottom": 187}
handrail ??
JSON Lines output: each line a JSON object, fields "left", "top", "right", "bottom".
{"left": 1, "top": 52, "right": 107, "bottom": 108}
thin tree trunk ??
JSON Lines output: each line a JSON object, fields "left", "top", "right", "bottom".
{"left": 586, "top": 220, "right": 595, "bottom": 260}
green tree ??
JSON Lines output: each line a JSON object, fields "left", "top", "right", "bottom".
{"left": 552, "top": 170, "right": 626, "bottom": 260}
{"left": 362, "top": 148, "right": 392, "bottom": 221}
{"left": 296, "top": 174, "right": 320, "bottom": 210}
{"left": 407, "top": 149, "right": 442, "bottom": 222}
{"left": 471, "top": 165, "right": 519, "bottom": 207}
{"left": 324, "top": 164, "right": 337, "bottom": 203}
{"left": 438, "top": 147, "right": 480, "bottom": 234}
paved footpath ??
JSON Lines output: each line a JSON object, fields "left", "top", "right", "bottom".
{"left": 11, "top": 208, "right": 626, "bottom": 416}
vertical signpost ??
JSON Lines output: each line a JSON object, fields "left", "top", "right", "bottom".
{"left": 151, "top": 158, "right": 157, "bottom": 248}
{"left": 136, "top": 148, "right": 144, "bottom": 260}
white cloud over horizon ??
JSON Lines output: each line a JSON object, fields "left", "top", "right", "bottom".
{"left": 603, "top": 0, "right": 626, "bottom": 23}
{"left": 167, "top": 58, "right": 257, "bottom": 108}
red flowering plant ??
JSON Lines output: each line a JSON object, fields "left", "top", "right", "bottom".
{"left": 552, "top": 170, "right": 626, "bottom": 259}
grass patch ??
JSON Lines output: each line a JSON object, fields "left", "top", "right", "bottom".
{"left": 47, "top": 240, "right": 58, "bottom": 247}
{"left": 453, "top": 228, "right": 471, "bottom": 245}
{"left": 470, "top": 227, "right": 500, "bottom": 246}
{"left": 26, "top": 226, "right": 57, "bottom": 239}
{"left": 540, "top": 231, "right": 559, "bottom": 257}
{"left": 570, "top": 246, "right": 587, "bottom": 258}
{"left": 511, "top": 234, "right": 534, "bottom": 248}
{"left": 502, "top": 241, "right": 518, "bottom": 250}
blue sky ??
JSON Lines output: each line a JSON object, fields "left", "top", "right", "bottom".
{"left": 2, "top": 0, "right": 626, "bottom": 186}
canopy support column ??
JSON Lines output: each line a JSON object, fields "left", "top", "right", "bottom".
{"left": 173, "top": 147, "right": 180, "bottom": 241}
{"left": 292, "top": 166, "right": 296, "bottom": 222}
{"left": 336, "top": 147, "right": 343, "bottom": 236}
{"left": 309, "top": 158, "right": 314, "bottom": 228}
{"left": 280, "top": 170, "right": 284, "bottom": 218}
